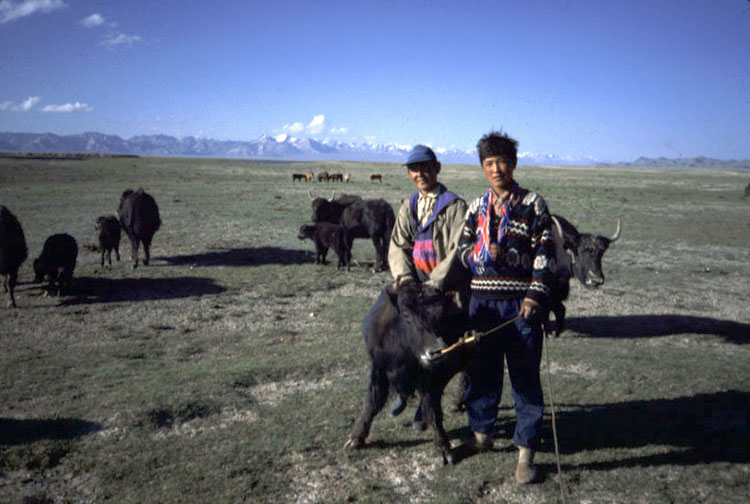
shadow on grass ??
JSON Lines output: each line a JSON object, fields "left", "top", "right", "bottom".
{"left": 156, "top": 246, "right": 311, "bottom": 267}
{"left": 58, "top": 276, "right": 226, "bottom": 305}
{"left": 0, "top": 418, "right": 101, "bottom": 446}
{"left": 549, "top": 390, "right": 750, "bottom": 469}
{"left": 566, "top": 314, "right": 749, "bottom": 344}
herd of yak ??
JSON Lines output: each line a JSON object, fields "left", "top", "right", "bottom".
{"left": 1, "top": 177, "right": 625, "bottom": 465}
{"left": 0, "top": 188, "right": 160, "bottom": 307}
{"left": 292, "top": 171, "right": 383, "bottom": 183}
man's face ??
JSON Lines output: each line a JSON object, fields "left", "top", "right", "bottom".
{"left": 407, "top": 161, "right": 440, "bottom": 194}
{"left": 482, "top": 155, "right": 515, "bottom": 194}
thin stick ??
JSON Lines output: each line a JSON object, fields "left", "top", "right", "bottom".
{"left": 543, "top": 333, "right": 567, "bottom": 504}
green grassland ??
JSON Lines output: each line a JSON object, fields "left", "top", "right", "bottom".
{"left": 1, "top": 156, "right": 749, "bottom": 503}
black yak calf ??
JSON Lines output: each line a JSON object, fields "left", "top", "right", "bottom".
{"left": 33, "top": 233, "right": 78, "bottom": 296}
{"left": 96, "top": 215, "right": 121, "bottom": 267}
{"left": 118, "top": 188, "right": 161, "bottom": 268}
{"left": 0, "top": 206, "right": 28, "bottom": 308}
{"left": 297, "top": 223, "right": 351, "bottom": 270}
{"left": 345, "top": 282, "right": 469, "bottom": 464}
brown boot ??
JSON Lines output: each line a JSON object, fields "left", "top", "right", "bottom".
{"left": 515, "top": 446, "right": 537, "bottom": 484}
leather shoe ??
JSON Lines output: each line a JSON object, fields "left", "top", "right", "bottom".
{"left": 515, "top": 446, "right": 537, "bottom": 484}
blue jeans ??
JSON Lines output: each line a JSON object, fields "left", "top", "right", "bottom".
{"left": 463, "top": 297, "right": 544, "bottom": 449}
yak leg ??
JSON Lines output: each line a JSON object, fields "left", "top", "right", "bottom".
{"left": 142, "top": 236, "right": 153, "bottom": 266}
{"left": 371, "top": 235, "right": 387, "bottom": 272}
{"left": 5, "top": 272, "right": 18, "bottom": 308}
{"left": 100, "top": 248, "right": 106, "bottom": 267}
{"left": 345, "top": 366, "right": 389, "bottom": 449}
{"left": 58, "top": 269, "right": 73, "bottom": 296}
{"left": 552, "top": 302, "right": 566, "bottom": 337}
{"left": 130, "top": 236, "right": 140, "bottom": 269}
{"left": 115, "top": 244, "right": 121, "bottom": 262}
{"left": 419, "top": 388, "right": 453, "bottom": 465}
{"left": 450, "top": 371, "right": 469, "bottom": 412}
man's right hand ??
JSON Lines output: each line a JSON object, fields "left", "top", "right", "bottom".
{"left": 489, "top": 243, "right": 500, "bottom": 262}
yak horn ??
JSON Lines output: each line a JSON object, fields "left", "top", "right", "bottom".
{"left": 328, "top": 190, "right": 336, "bottom": 202}
{"left": 610, "top": 219, "right": 622, "bottom": 242}
{"left": 551, "top": 215, "right": 564, "bottom": 242}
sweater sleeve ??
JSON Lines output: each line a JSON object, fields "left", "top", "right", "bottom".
{"left": 525, "top": 194, "right": 555, "bottom": 306}
{"left": 457, "top": 198, "right": 479, "bottom": 272}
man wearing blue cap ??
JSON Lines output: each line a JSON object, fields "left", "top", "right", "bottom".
{"left": 387, "top": 144, "right": 469, "bottom": 426}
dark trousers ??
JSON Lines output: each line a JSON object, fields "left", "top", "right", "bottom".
{"left": 464, "top": 297, "right": 544, "bottom": 449}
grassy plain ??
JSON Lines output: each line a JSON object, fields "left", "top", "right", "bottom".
{"left": 0, "top": 156, "right": 749, "bottom": 503}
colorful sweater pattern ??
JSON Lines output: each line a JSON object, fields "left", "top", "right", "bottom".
{"left": 458, "top": 187, "right": 555, "bottom": 305}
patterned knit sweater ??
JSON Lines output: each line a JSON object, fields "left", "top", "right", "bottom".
{"left": 457, "top": 186, "right": 555, "bottom": 305}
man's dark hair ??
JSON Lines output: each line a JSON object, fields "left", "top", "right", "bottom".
{"left": 477, "top": 131, "right": 518, "bottom": 163}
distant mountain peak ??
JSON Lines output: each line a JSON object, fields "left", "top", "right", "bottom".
{"left": 1, "top": 131, "right": 745, "bottom": 169}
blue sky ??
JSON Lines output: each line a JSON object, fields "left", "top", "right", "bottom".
{"left": 1, "top": 0, "right": 749, "bottom": 162}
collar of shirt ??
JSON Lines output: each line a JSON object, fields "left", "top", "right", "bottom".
{"left": 417, "top": 188, "right": 440, "bottom": 227}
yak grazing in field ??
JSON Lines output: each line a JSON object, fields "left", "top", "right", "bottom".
{"left": 345, "top": 281, "right": 469, "bottom": 464}
{"left": 96, "top": 215, "right": 121, "bottom": 267}
{"left": 118, "top": 188, "right": 161, "bottom": 268}
{"left": 33, "top": 233, "right": 78, "bottom": 296}
{"left": 0, "top": 206, "right": 28, "bottom": 308}
{"left": 297, "top": 223, "right": 351, "bottom": 270}
{"left": 309, "top": 192, "right": 395, "bottom": 272}
{"left": 547, "top": 214, "right": 621, "bottom": 336}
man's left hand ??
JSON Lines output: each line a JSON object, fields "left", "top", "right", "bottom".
{"left": 520, "top": 298, "right": 541, "bottom": 321}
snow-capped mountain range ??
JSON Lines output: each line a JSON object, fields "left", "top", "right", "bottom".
{"left": 0, "top": 131, "right": 597, "bottom": 166}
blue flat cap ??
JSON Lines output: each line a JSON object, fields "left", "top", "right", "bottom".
{"left": 405, "top": 144, "right": 437, "bottom": 166}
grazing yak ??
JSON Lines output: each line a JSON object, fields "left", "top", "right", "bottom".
{"left": 297, "top": 223, "right": 351, "bottom": 270}
{"left": 292, "top": 173, "right": 307, "bottom": 182}
{"left": 0, "top": 206, "right": 28, "bottom": 308}
{"left": 345, "top": 282, "right": 469, "bottom": 464}
{"left": 309, "top": 191, "right": 395, "bottom": 272}
{"left": 370, "top": 174, "right": 383, "bottom": 183}
{"left": 33, "top": 233, "right": 78, "bottom": 296}
{"left": 96, "top": 215, "right": 121, "bottom": 267}
{"left": 118, "top": 188, "right": 161, "bottom": 268}
{"left": 329, "top": 173, "right": 344, "bottom": 182}
{"left": 317, "top": 171, "right": 330, "bottom": 182}
{"left": 547, "top": 214, "right": 621, "bottom": 336}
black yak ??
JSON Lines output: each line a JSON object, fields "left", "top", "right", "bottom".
{"left": 118, "top": 188, "right": 161, "bottom": 268}
{"left": 345, "top": 282, "right": 469, "bottom": 464}
{"left": 297, "top": 223, "right": 351, "bottom": 270}
{"left": 33, "top": 233, "right": 78, "bottom": 296}
{"left": 548, "top": 215, "right": 621, "bottom": 336}
{"left": 96, "top": 215, "right": 121, "bottom": 267}
{"left": 0, "top": 206, "right": 28, "bottom": 307}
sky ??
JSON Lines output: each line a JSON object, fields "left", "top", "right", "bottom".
{"left": 1, "top": 0, "right": 749, "bottom": 162}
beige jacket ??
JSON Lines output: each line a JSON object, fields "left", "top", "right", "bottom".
{"left": 388, "top": 191, "right": 468, "bottom": 292}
